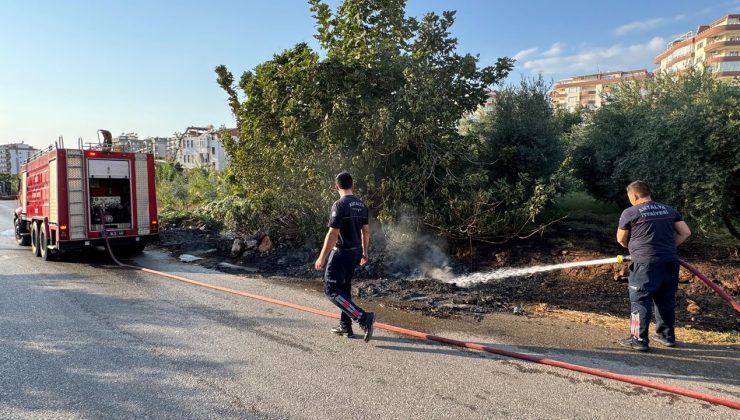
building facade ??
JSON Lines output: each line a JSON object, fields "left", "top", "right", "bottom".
{"left": 144, "top": 137, "right": 170, "bottom": 160}
{"left": 112, "top": 133, "right": 170, "bottom": 159}
{"left": 655, "top": 14, "right": 740, "bottom": 79}
{"left": 550, "top": 70, "right": 651, "bottom": 111}
{"left": 171, "top": 126, "right": 232, "bottom": 171}
{"left": 0, "top": 142, "right": 39, "bottom": 175}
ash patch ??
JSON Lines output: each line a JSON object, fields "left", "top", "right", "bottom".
{"left": 153, "top": 217, "right": 740, "bottom": 333}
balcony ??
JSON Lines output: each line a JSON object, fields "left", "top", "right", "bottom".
{"left": 705, "top": 55, "right": 740, "bottom": 65}
{"left": 704, "top": 40, "right": 740, "bottom": 52}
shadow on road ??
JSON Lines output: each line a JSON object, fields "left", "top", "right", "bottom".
{"left": 370, "top": 332, "right": 739, "bottom": 389}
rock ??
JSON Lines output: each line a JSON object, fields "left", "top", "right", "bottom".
{"left": 244, "top": 238, "right": 259, "bottom": 249}
{"left": 452, "top": 295, "right": 479, "bottom": 305}
{"left": 512, "top": 306, "right": 524, "bottom": 316}
{"left": 217, "top": 262, "right": 259, "bottom": 273}
{"left": 686, "top": 299, "right": 701, "bottom": 314}
{"left": 179, "top": 254, "right": 203, "bottom": 263}
{"left": 231, "top": 238, "right": 245, "bottom": 257}
{"left": 258, "top": 235, "right": 273, "bottom": 253}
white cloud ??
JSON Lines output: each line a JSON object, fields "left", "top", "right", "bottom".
{"left": 518, "top": 37, "right": 667, "bottom": 77}
{"left": 543, "top": 42, "right": 566, "bottom": 57}
{"left": 513, "top": 47, "right": 538, "bottom": 61}
{"left": 614, "top": 14, "right": 685, "bottom": 36}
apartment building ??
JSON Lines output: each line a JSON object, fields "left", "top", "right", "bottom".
{"left": 172, "top": 126, "right": 232, "bottom": 171}
{"left": 655, "top": 14, "right": 740, "bottom": 79}
{"left": 112, "top": 133, "right": 170, "bottom": 159}
{"left": 0, "top": 142, "right": 39, "bottom": 175}
{"left": 459, "top": 91, "right": 499, "bottom": 125}
{"left": 550, "top": 70, "right": 651, "bottom": 111}
{"left": 145, "top": 137, "right": 170, "bottom": 159}
{"left": 113, "top": 132, "right": 147, "bottom": 152}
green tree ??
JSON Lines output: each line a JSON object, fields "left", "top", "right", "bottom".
{"left": 215, "top": 0, "right": 514, "bottom": 240}
{"left": 571, "top": 70, "right": 740, "bottom": 237}
{"left": 442, "top": 76, "right": 567, "bottom": 242}
{"left": 0, "top": 173, "right": 18, "bottom": 196}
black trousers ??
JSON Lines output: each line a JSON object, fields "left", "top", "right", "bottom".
{"left": 324, "top": 247, "right": 365, "bottom": 327}
{"left": 628, "top": 261, "right": 680, "bottom": 343}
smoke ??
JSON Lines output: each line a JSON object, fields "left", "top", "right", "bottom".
{"left": 376, "top": 213, "right": 455, "bottom": 282}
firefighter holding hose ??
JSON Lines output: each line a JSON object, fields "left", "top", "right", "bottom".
{"left": 616, "top": 180, "right": 691, "bottom": 351}
{"left": 315, "top": 171, "right": 376, "bottom": 342}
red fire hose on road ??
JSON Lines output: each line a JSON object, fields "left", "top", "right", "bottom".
{"left": 680, "top": 260, "right": 740, "bottom": 313}
{"left": 98, "top": 230, "right": 739, "bottom": 410}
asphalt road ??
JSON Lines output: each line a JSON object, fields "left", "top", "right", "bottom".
{"left": 0, "top": 199, "right": 737, "bottom": 419}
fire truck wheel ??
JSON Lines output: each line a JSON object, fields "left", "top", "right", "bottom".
{"left": 30, "top": 222, "right": 41, "bottom": 257}
{"left": 14, "top": 218, "right": 31, "bottom": 246}
{"left": 39, "top": 228, "right": 54, "bottom": 261}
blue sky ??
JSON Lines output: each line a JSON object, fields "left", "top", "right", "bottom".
{"left": 2, "top": 0, "right": 739, "bottom": 148}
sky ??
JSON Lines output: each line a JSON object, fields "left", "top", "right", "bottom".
{"left": 2, "top": 0, "right": 739, "bottom": 149}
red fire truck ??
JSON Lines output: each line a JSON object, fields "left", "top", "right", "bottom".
{"left": 13, "top": 130, "right": 158, "bottom": 260}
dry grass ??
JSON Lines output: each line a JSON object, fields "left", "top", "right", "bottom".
{"left": 527, "top": 304, "right": 738, "bottom": 345}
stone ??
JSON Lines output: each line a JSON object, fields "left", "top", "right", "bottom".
{"left": 179, "top": 254, "right": 203, "bottom": 263}
{"left": 231, "top": 238, "right": 245, "bottom": 257}
{"left": 258, "top": 235, "right": 273, "bottom": 253}
{"left": 244, "top": 238, "right": 259, "bottom": 249}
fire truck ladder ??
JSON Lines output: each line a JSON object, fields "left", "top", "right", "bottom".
{"left": 66, "top": 150, "right": 86, "bottom": 240}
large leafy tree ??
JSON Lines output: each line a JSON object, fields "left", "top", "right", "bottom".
{"left": 443, "top": 76, "right": 568, "bottom": 242}
{"left": 571, "top": 71, "right": 740, "bottom": 238}
{"left": 215, "top": 0, "right": 514, "bottom": 240}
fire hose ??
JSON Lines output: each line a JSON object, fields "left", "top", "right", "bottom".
{"left": 97, "top": 221, "right": 738, "bottom": 409}
{"left": 679, "top": 260, "right": 740, "bottom": 312}
{"left": 619, "top": 255, "right": 740, "bottom": 313}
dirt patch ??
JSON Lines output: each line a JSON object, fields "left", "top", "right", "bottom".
{"left": 154, "top": 213, "right": 739, "bottom": 343}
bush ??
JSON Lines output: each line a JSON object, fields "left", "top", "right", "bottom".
{"left": 571, "top": 70, "right": 740, "bottom": 237}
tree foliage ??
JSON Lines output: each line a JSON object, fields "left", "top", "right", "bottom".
{"left": 443, "top": 76, "right": 568, "bottom": 241}
{"left": 0, "top": 173, "right": 18, "bottom": 196}
{"left": 214, "top": 0, "right": 525, "bottom": 241}
{"left": 571, "top": 70, "right": 740, "bottom": 237}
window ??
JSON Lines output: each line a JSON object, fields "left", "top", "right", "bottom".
{"left": 212, "top": 147, "right": 216, "bottom": 154}
{"left": 728, "top": 51, "right": 739, "bottom": 57}
{"left": 568, "top": 87, "right": 576, "bottom": 93}
{"left": 697, "top": 42, "right": 704, "bottom": 49}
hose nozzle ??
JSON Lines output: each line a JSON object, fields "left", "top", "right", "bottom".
{"left": 616, "top": 255, "right": 631, "bottom": 263}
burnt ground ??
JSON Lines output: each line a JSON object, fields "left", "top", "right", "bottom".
{"left": 154, "top": 211, "right": 739, "bottom": 340}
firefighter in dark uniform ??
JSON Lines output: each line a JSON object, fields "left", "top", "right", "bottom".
{"left": 315, "top": 172, "right": 376, "bottom": 342}
{"left": 616, "top": 180, "right": 691, "bottom": 351}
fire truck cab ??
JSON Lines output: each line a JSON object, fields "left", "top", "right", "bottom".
{"left": 13, "top": 130, "right": 158, "bottom": 260}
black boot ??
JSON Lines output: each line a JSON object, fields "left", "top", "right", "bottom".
{"left": 360, "top": 312, "right": 376, "bottom": 343}
{"left": 331, "top": 323, "right": 354, "bottom": 338}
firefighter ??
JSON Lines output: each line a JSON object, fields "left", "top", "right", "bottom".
{"left": 616, "top": 180, "right": 691, "bottom": 351}
{"left": 315, "top": 171, "right": 376, "bottom": 342}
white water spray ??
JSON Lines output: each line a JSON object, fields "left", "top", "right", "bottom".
{"left": 447, "top": 257, "right": 623, "bottom": 287}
